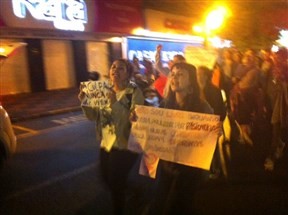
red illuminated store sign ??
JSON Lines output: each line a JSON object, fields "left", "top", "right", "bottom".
{"left": 0, "top": 17, "right": 5, "bottom": 27}
{"left": 95, "top": 0, "right": 144, "bottom": 34}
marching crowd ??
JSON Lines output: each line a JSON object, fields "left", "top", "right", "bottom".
{"left": 78, "top": 45, "right": 288, "bottom": 215}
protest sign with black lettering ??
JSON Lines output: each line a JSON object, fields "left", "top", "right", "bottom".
{"left": 80, "top": 80, "right": 112, "bottom": 108}
{"left": 128, "top": 105, "right": 220, "bottom": 177}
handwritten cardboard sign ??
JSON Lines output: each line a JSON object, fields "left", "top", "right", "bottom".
{"left": 128, "top": 105, "right": 220, "bottom": 177}
{"left": 184, "top": 46, "right": 217, "bottom": 69}
{"left": 80, "top": 80, "right": 111, "bottom": 108}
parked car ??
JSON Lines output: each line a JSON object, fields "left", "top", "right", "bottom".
{"left": 0, "top": 104, "right": 17, "bottom": 168}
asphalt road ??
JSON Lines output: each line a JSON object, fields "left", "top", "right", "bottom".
{"left": 0, "top": 111, "right": 113, "bottom": 215}
{"left": 0, "top": 111, "right": 288, "bottom": 215}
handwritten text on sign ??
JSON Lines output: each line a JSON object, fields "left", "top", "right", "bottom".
{"left": 80, "top": 80, "right": 111, "bottom": 108}
{"left": 128, "top": 105, "right": 220, "bottom": 170}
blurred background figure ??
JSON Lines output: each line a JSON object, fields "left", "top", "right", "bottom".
{"left": 153, "top": 69, "right": 167, "bottom": 98}
{"left": 259, "top": 49, "right": 274, "bottom": 92}
{"left": 197, "top": 65, "right": 227, "bottom": 178}
{"left": 131, "top": 56, "right": 150, "bottom": 91}
{"left": 264, "top": 48, "right": 288, "bottom": 171}
{"left": 197, "top": 66, "right": 227, "bottom": 121}
{"left": 142, "top": 87, "right": 161, "bottom": 107}
{"left": 230, "top": 49, "right": 261, "bottom": 146}
{"left": 212, "top": 62, "right": 222, "bottom": 89}
{"left": 132, "top": 55, "right": 142, "bottom": 74}
{"left": 219, "top": 48, "right": 239, "bottom": 108}
{"left": 143, "top": 58, "right": 156, "bottom": 86}
{"left": 155, "top": 44, "right": 186, "bottom": 77}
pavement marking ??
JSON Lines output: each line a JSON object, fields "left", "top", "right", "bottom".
{"left": 51, "top": 114, "right": 87, "bottom": 125}
{"left": 16, "top": 120, "right": 90, "bottom": 139}
{"left": 4, "top": 163, "right": 97, "bottom": 201}
{"left": 12, "top": 125, "right": 38, "bottom": 134}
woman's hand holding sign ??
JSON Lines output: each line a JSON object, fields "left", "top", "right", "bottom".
{"left": 78, "top": 84, "right": 87, "bottom": 102}
{"left": 129, "top": 108, "right": 138, "bottom": 123}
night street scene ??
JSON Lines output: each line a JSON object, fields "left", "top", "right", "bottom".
{"left": 0, "top": 0, "right": 288, "bottom": 215}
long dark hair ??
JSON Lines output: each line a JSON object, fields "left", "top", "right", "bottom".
{"left": 198, "top": 65, "right": 213, "bottom": 82}
{"left": 164, "top": 62, "right": 201, "bottom": 109}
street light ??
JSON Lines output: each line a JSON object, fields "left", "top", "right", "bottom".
{"left": 205, "top": 6, "right": 228, "bottom": 32}
{"left": 194, "top": 6, "right": 230, "bottom": 47}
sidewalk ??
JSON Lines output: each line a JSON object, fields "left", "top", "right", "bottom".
{"left": 0, "top": 88, "right": 81, "bottom": 122}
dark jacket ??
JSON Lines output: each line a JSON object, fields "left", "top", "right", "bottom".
{"left": 204, "top": 83, "right": 227, "bottom": 121}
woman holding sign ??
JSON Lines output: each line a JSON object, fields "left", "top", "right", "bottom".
{"left": 79, "top": 59, "right": 144, "bottom": 214}
{"left": 151, "top": 62, "right": 213, "bottom": 214}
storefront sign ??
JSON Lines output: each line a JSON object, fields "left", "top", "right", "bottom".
{"left": 12, "top": 0, "right": 87, "bottom": 31}
{"left": 126, "top": 37, "right": 202, "bottom": 66}
{"left": 144, "top": 9, "right": 194, "bottom": 35}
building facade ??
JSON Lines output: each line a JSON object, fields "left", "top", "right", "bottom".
{"left": 0, "top": 0, "right": 204, "bottom": 96}
{"left": 0, "top": 0, "right": 144, "bottom": 95}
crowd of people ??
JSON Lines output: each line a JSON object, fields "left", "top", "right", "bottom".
{"left": 78, "top": 45, "right": 288, "bottom": 214}
{"left": 217, "top": 48, "right": 288, "bottom": 172}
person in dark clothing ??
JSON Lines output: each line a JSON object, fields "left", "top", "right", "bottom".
{"left": 264, "top": 48, "right": 288, "bottom": 171}
{"left": 197, "top": 66, "right": 227, "bottom": 121}
{"left": 197, "top": 65, "right": 227, "bottom": 178}
{"left": 230, "top": 49, "right": 260, "bottom": 146}
{"left": 150, "top": 63, "right": 213, "bottom": 215}
{"left": 219, "top": 49, "right": 239, "bottom": 108}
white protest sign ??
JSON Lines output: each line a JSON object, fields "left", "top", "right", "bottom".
{"left": 80, "top": 80, "right": 111, "bottom": 108}
{"left": 184, "top": 46, "right": 217, "bottom": 69}
{"left": 128, "top": 105, "right": 220, "bottom": 174}
{"left": 139, "top": 153, "right": 159, "bottom": 178}
{"left": 101, "top": 123, "right": 116, "bottom": 152}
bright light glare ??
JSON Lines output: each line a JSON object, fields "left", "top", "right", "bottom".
{"left": 193, "top": 25, "right": 204, "bottom": 33}
{"left": 206, "top": 6, "right": 228, "bottom": 30}
{"left": 0, "top": 47, "right": 7, "bottom": 57}
{"left": 132, "top": 28, "right": 204, "bottom": 43}
{"left": 0, "top": 42, "right": 27, "bottom": 57}
{"left": 272, "top": 45, "right": 279, "bottom": 53}
{"left": 209, "top": 36, "right": 232, "bottom": 48}
{"left": 105, "top": 37, "right": 123, "bottom": 43}
{"left": 277, "top": 30, "right": 288, "bottom": 48}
